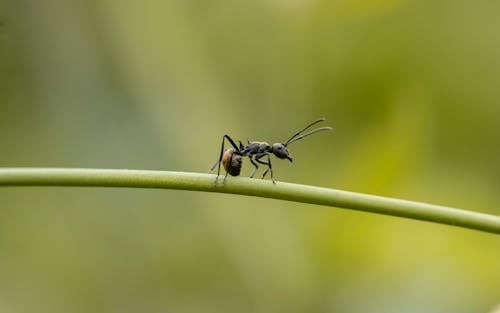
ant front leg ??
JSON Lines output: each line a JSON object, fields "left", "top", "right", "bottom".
{"left": 209, "top": 134, "right": 240, "bottom": 186}
{"left": 256, "top": 153, "right": 275, "bottom": 184}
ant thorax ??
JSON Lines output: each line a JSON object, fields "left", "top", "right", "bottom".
{"left": 243, "top": 141, "right": 271, "bottom": 155}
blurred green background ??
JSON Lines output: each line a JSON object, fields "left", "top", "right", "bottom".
{"left": 1, "top": 0, "right": 500, "bottom": 312}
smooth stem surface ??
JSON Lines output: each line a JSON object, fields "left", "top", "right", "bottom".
{"left": 1, "top": 168, "right": 499, "bottom": 235}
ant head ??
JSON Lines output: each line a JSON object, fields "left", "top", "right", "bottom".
{"left": 272, "top": 143, "right": 293, "bottom": 162}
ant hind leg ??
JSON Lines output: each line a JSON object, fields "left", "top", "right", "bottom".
{"left": 222, "top": 171, "right": 229, "bottom": 185}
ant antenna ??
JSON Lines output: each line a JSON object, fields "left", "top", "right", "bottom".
{"left": 284, "top": 117, "right": 332, "bottom": 146}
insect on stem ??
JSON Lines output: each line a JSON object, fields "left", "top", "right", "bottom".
{"left": 209, "top": 117, "right": 333, "bottom": 185}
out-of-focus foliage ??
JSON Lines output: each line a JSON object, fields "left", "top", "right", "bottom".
{"left": 1, "top": 0, "right": 499, "bottom": 312}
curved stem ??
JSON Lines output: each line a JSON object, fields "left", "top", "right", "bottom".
{"left": 1, "top": 168, "right": 499, "bottom": 235}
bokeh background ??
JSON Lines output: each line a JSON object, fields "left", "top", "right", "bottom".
{"left": 1, "top": 0, "right": 500, "bottom": 312}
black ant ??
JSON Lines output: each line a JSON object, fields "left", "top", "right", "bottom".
{"left": 209, "top": 117, "right": 332, "bottom": 185}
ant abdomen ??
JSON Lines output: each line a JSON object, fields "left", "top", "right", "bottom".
{"left": 222, "top": 149, "right": 242, "bottom": 176}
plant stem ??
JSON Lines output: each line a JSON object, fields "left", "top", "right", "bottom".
{"left": 0, "top": 168, "right": 499, "bottom": 235}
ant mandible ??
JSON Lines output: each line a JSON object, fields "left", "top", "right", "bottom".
{"left": 209, "top": 117, "right": 332, "bottom": 185}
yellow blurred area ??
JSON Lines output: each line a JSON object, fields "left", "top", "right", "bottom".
{"left": 1, "top": 0, "right": 499, "bottom": 312}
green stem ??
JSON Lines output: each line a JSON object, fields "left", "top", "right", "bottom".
{"left": 1, "top": 168, "right": 499, "bottom": 235}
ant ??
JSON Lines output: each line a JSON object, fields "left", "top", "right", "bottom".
{"left": 209, "top": 117, "right": 332, "bottom": 185}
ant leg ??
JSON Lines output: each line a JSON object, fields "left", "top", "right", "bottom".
{"left": 249, "top": 157, "right": 259, "bottom": 178}
{"left": 210, "top": 134, "right": 240, "bottom": 186}
{"left": 256, "top": 153, "right": 275, "bottom": 184}
{"left": 262, "top": 166, "right": 270, "bottom": 178}
{"left": 265, "top": 154, "right": 275, "bottom": 184}
{"left": 211, "top": 137, "right": 225, "bottom": 186}
{"left": 209, "top": 157, "right": 220, "bottom": 173}
{"left": 222, "top": 171, "right": 228, "bottom": 185}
